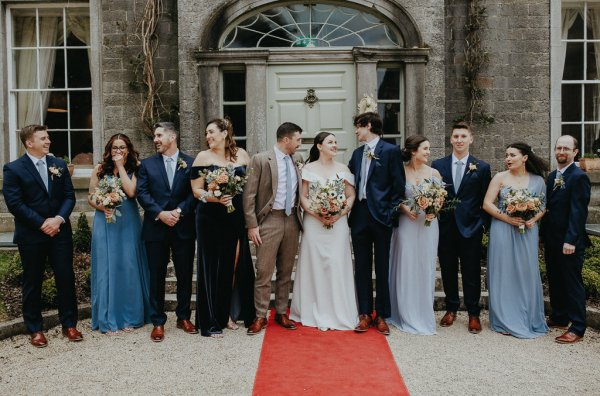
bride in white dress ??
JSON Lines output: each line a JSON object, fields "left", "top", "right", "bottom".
{"left": 389, "top": 135, "right": 441, "bottom": 335}
{"left": 290, "top": 132, "right": 359, "bottom": 331}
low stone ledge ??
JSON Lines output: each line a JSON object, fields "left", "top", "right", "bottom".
{"left": 0, "top": 304, "right": 91, "bottom": 340}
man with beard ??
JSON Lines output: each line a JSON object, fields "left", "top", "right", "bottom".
{"left": 137, "top": 122, "right": 197, "bottom": 341}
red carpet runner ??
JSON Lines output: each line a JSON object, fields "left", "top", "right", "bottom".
{"left": 252, "top": 310, "right": 409, "bottom": 395}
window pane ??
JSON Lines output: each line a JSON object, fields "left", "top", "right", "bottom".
{"left": 562, "top": 84, "right": 582, "bottom": 121}
{"left": 47, "top": 130, "right": 68, "bottom": 159}
{"left": 13, "top": 49, "right": 38, "bottom": 88}
{"left": 71, "top": 131, "right": 94, "bottom": 163}
{"left": 223, "top": 105, "right": 247, "bottom": 138}
{"left": 223, "top": 71, "right": 246, "bottom": 101}
{"left": 69, "top": 91, "right": 93, "bottom": 129}
{"left": 378, "top": 103, "right": 402, "bottom": 135}
{"left": 12, "top": 13, "right": 36, "bottom": 48}
{"left": 382, "top": 136, "right": 402, "bottom": 146}
{"left": 66, "top": 8, "right": 90, "bottom": 46}
{"left": 589, "top": 124, "right": 600, "bottom": 157}
{"left": 67, "top": 48, "right": 91, "bottom": 88}
{"left": 45, "top": 91, "right": 68, "bottom": 129}
{"left": 587, "top": 43, "right": 600, "bottom": 80}
{"left": 377, "top": 69, "right": 400, "bottom": 100}
{"left": 563, "top": 42, "right": 584, "bottom": 80}
{"left": 561, "top": 124, "right": 582, "bottom": 146}
{"left": 567, "top": 11, "right": 584, "bottom": 40}
{"left": 584, "top": 83, "right": 600, "bottom": 120}
{"left": 17, "top": 91, "right": 44, "bottom": 126}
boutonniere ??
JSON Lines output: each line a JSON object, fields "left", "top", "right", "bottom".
{"left": 295, "top": 160, "right": 304, "bottom": 171}
{"left": 48, "top": 165, "right": 63, "bottom": 180}
{"left": 553, "top": 175, "right": 565, "bottom": 191}
{"left": 177, "top": 158, "right": 187, "bottom": 171}
{"left": 365, "top": 150, "right": 379, "bottom": 161}
{"left": 467, "top": 161, "right": 478, "bottom": 173}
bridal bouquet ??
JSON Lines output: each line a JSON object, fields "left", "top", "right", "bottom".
{"left": 400, "top": 178, "right": 455, "bottom": 226}
{"left": 308, "top": 177, "right": 348, "bottom": 229}
{"left": 90, "top": 176, "right": 127, "bottom": 223}
{"left": 200, "top": 164, "right": 248, "bottom": 213}
{"left": 499, "top": 187, "right": 544, "bottom": 234}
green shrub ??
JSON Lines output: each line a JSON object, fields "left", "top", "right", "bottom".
{"left": 0, "top": 252, "right": 23, "bottom": 286}
{"left": 583, "top": 267, "right": 600, "bottom": 299}
{"left": 585, "top": 235, "right": 600, "bottom": 261}
{"left": 41, "top": 277, "right": 57, "bottom": 308}
{"left": 73, "top": 212, "right": 91, "bottom": 254}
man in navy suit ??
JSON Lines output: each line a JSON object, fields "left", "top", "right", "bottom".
{"left": 348, "top": 112, "right": 404, "bottom": 335}
{"left": 432, "top": 122, "right": 491, "bottom": 333}
{"left": 541, "top": 135, "right": 591, "bottom": 344}
{"left": 137, "top": 122, "right": 197, "bottom": 342}
{"left": 2, "top": 124, "right": 82, "bottom": 347}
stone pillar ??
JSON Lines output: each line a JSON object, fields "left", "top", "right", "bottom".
{"left": 246, "top": 63, "right": 267, "bottom": 154}
{"left": 197, "top": 64, "right": 220, "bottom": 150}
{"left": 405, "top": 62, "right": 425, "bottom": 136}
{"left": 356, "top": 61, "right": 378, "bottom": 103}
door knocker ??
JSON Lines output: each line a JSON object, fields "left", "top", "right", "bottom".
{"left": 304, "top": 89, "right": 319, "bottom": 108}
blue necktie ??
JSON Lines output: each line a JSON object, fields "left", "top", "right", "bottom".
{"left": 284, "top": 156, "right": 293, "bottom": 216}
{"left": 454, "top": 160, "right": 463, "bottom": 194}
{"left": 359, "top": 145, "right": 369, "bottom": 200}
{"left": 166, "top": 157, "right": 175, "bottom": 188}
{"left": 36, "top": 160, "right": 48, "bottom": 191}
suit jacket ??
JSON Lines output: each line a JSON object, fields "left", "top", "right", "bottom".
{"left": 3, "top": 154, "right": 75, "bottom": 244}
{"left": 432, "top": 154, "right": 491, "bottom": 238}
{"left": 347, "top": 139, "right": 405, "bottom": 228}
{"left": 243, "top": 149, "right": 303, "bottom": 229}
{"left": 541, "top": 164, "right": 591, "bottom": 248}
{"left": 136, "top": 152, "right": 196, "bottom": 242}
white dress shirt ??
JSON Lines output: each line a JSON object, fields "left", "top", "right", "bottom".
{"left": 162, "top": 150, "right": 179, "bottom": 174}
{"left": 557, "top": 161, "right": 574, "bottom": 175}
{"left": 272, "top": 145, "right": 298, "bottom": 210}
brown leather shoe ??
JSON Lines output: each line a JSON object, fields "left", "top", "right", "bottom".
{"left": 555, "top": 331, "right": 583, "bottom": 344}
{"left": 30, "top": 331, "right": 48, "bottom": 348}
{"left": 176, "top": 319, "right": 198, "bottom": 334}
{"left": 546, "top": 318, "right": 569, "bottom": 330}
{"left": 274, "top": 313, "right": 297, "bottom": 330}
{"left": 440, "top": 311, "right": 457, "bottom": 327}
{"left": 62, "top": 327, "right": 83, "bottom": 342}
{"left": 468, "top": 316, "right": 482, "bottom": 334}
{"left": 247, "top": 317, "right": 268, "bottom": 335}
{"left": 354, "top": 314, "right": 373, "bottom": 333}
{"left": 374, "top": 316, "right": 390, "bottom": 336}
{"left": 150, "top": 325, "right": 164, "bottom": 342}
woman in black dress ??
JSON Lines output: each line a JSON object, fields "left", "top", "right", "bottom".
{"left": 190, "top": 118, "right": 256, "bottom": 337}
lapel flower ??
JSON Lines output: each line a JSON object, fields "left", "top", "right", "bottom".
{"left": 177, "top": 157, "right": 187, "bottom": 171}
{"left": 295, "top": 160, "right": 304, "bottom": 171}
{"left": 553, "top": 174, "right": 565, "bottom": 191}
{"left": 365, "top": 150, "right": 379, "bottom": 161}
{"left": 467, "top": 161, "right": 477, "bottom": 173}
{"left": 48, "top": 165, "right": 63, "bottom": 180}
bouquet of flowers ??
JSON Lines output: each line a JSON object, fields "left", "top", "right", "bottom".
{"left": 200, "top": 165, "right": 248, "bottom": 213}
{"left": 399, "top": 178, "right": 456, "bottom": 226}
{"left": 499, "top": 187, "right": 545, "bottom": 234}
{"left": 308, "top": 177, "right": 348, "bottom": 229}
{"left": 90, "top": 176, "right": 127, "bottom": 223}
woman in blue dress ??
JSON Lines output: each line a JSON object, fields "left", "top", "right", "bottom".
{"left": 88, "top": 134, "right": 151, "bottom": 334}
{"left": 191, "top": 118, "right": 256, "bottom": 337}
{"left": 483, "top": 142, "right": 549, "bottom": 338}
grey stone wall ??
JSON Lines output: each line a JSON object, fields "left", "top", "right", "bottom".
{"left": 100, "top": 0, "right": 180, "bottom": 158}
{"left": 445, "top": 0, "right": 551, "bottom": 172}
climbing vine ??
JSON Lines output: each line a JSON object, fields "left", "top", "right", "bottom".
{"left": 461, "top": 0, "right": 494, "bottom": 125}
{"left": 130, "top": 0, "right": 178, "bottom": 138}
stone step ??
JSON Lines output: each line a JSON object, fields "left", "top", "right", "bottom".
{"left": 164, "top": 291, "right": 490, "bottom": 312}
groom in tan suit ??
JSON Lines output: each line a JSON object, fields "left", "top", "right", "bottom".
{"left": 243, "top": 122, "right": 304, "bottom": 335}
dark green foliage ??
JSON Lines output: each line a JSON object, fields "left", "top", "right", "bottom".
{"left": 41, "top": 277, "right": 57, "bottom": 308}
{"left": 73, "top": 212, "right": 91, "bottom": 254}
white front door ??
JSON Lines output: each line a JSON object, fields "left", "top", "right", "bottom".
{"left": 267, "top": 64, "right": 356, "bottom": 164}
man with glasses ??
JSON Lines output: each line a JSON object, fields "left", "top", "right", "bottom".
{"left": 541, "top": 135, "right": 591, "bottom": 344}
{"left": 137, "top": 122, "right": 197, "bottom": 342}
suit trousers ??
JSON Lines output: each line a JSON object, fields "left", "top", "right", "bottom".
{"left": 437, "top": 219, "right": 483, "bottom": 316}
{"left": 254, "top": 210, "right": 300, "bottom": 318}
{"left": 145, "top": 235, "right": 195, "bottom": 325}
{"left": 18, "top": 238, "right": 78, "bottom": 333}
{"left": 545, "top": 242, "right": 587, "bottom": 336}
{"left": 350, "top": 200, "right": 392, "bottom": 318}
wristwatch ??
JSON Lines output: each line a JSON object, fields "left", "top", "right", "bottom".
{"left": 176, "top": 208, "right": 182, "bottom": 216}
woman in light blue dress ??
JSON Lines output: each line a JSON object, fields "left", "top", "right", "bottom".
{"left": 89, "top": 134, "right": 151, "bottom": 334}
{"left": 483, "top": 142, "right": 549, "bottom": 338}
{"left": 389, "top": 135, "right": 440, "bottom": 335}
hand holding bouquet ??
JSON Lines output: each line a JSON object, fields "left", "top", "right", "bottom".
{"left": 499, "top": 187, "right": 544, "bottom": 234}
{"left": 399, "top": 178, "right": 456, "bottom": 226}
{"left": 200, "top": 165, "right": 248, "bottom": 213}
{"left": 308, "top": 177, "right": 348, "bottom": 229}
{"left": 90, "top": 176, "right": 127, "bottom": 223}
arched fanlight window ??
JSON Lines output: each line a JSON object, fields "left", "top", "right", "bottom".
{"left": 220, "top": 3, "right": 403, "bottom": 48}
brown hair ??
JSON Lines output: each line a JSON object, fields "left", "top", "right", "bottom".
{"left": 451, "top": 121, "right": 472, "bottom": 134}
{"left": 401, "top": 135, "right": 429, "bottom": 162}
{"left": 98, "top": 134, "right": 140, "bottom": 179}
{"left": 206, "top": 117, "right": 238, "bottom": 162}
{"left": 353, "top": 112, "right": 383, "bottom": 135}
{"left": 20, "top": 124, "right": 47, "bottom": 146}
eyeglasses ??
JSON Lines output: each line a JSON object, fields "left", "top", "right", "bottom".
{"left": 555, "top": 146, "right": 574, "bottom": 153}
{"left": 111, "top": 146, "right": 127, "bottom": 151}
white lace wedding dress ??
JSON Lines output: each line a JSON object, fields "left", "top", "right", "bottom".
{"left": 290, "top": 169, "right": 359, "bottom": 330}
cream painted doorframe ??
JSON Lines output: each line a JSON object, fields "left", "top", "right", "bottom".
{"left": 266, "top": 64, "right": 357, "bottom": 164}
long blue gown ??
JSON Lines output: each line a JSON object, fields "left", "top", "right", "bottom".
{"left": 91, "top": 192, "right": 151, "bottom": 332}
{"left": 487, "top": 174, "right": 549, "bottom": 338}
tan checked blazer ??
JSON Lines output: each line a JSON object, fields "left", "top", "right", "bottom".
{"left": 243, "top": 149, "right": 303, "bottom": 229}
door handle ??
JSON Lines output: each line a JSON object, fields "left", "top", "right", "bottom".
{"left": 304, "top": 89, "right": 319, "bottom": 108}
